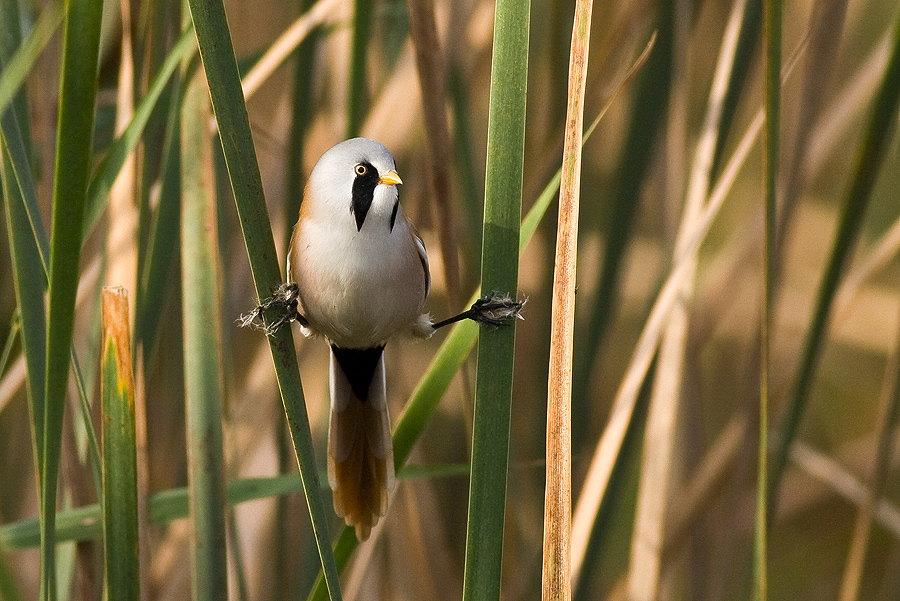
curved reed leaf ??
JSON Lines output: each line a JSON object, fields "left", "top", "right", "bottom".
{"left": 0, "top": 0, "right": 46, "bottom": 472}
{"left": 0, "top": 0, "right": 64, "bottom": 120}
{"left": 0, "top": 99, "right": 48, "bottom": 271}
{"left": 1, "top": 142, "right": 47, "bottom": 486}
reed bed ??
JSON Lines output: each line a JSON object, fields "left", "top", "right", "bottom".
{"left": 1, "top": 0, "right": 900, "bottom": 599}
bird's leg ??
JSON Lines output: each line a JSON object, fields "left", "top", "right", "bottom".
{"left": 238, "top": 282, "right": 309, "bottom": 335}
{"left": 432, "top": 292, "right": 525, "bottom": 330}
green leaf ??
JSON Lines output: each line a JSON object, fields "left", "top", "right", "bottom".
{"left": 100, "top": 288, "right": 141, "bottom": 601}
{"left": 40, "top": 0, "right": 104, "bottom": 597}
{"left": 462, "top": 0, "right": 530, "bottom": 598}
{"left": 181, "top": 66, "right": 229, "bottom": 601}
{"left": 1, "top": 139, "right": 47, "bottom": 484}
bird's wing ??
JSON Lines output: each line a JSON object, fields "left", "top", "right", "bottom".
{"left": 413, "top": 230, "right": 430, "bottom": 300}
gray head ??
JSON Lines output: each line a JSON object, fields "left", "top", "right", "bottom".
{"left": 307, "top": 138, "right": 402, "bottom": 232}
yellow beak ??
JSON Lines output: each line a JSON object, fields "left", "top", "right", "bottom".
{"left": 379, "top": 170, "right": 403, "bottom": 186}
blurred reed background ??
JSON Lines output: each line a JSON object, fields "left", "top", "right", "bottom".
{"left": 1, "top": 0, "right": 900, "bottom": 598}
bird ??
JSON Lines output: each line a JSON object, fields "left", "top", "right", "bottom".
{"left": 286, "top": 137, "right": 432, "bottom": 541}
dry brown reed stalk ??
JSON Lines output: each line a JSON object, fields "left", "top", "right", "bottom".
{"left": 407, "top": 0, "right": 462, "bottom": 312}
{"left": 542, "top": 0, "right": 592, "bottom": 598}
{"left": 627, "top": 0, "right": 746, "bottom": 597}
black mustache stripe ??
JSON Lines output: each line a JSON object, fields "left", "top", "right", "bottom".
{"left": 351, "top": 161, "right": 379, "bottom": 231}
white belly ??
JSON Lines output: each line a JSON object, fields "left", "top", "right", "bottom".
{"left": 289, "top": 217, "right": 426, "bottom": 349}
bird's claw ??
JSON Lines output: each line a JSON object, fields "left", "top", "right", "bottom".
{"left": 467, "top": 292, "right": 526, "bottom": 327}
{"left": 238, "top": 283, "right": 308, "bottom": 335}
{"left": 430, "top": 291, "right": 526, "bottom": 330}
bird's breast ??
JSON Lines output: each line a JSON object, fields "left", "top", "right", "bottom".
{"left": 289, "top": 216, "right": 426, "bottom": 348}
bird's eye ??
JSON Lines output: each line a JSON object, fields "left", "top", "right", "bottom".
{"left": 355, "top": 164, "right": 368, "bottom": 176}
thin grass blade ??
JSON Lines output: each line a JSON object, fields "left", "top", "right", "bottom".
{"left": 1, "top": 140, "right": 47, "bottom": 486}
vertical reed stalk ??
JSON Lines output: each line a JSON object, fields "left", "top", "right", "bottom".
{"left": 39, "top": 0, "right": 103, "bottom": 596}
{"left": 407, "top": 0, "right": 462, "bottom": 309}
{"left": 542, "top": 0, "right": 592, "bottom": 599}
{"left": 461, "top": 0, "right": 530, "bottom": 598}
{"left": 182, "top": 67, "right": 229, "bottom": 601}
{"left": 100, "top": 288, "right": 140, "bottom": 601}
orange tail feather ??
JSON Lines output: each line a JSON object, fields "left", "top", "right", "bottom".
{"left": 327, "top": 346, "right": 395, "bottom": 541}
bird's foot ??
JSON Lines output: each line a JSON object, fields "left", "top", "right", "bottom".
{"left": 432, "top": 292, "right": 526, "bottom": 330}
{"left": 238, "top": 283, "right": 308, "bottom": 335}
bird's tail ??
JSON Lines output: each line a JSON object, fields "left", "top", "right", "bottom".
{"left": 327, "top": 345, "right": 395, "bottom": 541}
